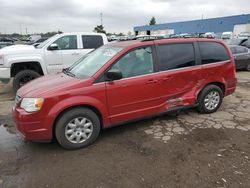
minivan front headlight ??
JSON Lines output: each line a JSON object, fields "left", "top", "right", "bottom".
{"left": 20, "top": 98, "right": 44, "bottom": 112}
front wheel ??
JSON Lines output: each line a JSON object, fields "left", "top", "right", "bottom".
{"left": 13, "top": 70, "right": 40, "bottom": 93}
{"left": 55, "top": 107, "right": 101, "bottom": 150}
{"left": 197, "top": 85, "right": 223, "bottom": 114}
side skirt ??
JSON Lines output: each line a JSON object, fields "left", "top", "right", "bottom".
{"left": 104, "top": 104, "right": 197, "bottom": 129}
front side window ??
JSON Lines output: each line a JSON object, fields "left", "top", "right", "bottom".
{"left": 68, "top": 46, "right": 123, "bottom": 79}
{"left": 82, "top": 35, "right": 104, "bottom": 49}
{"left": 111, "top": 47, "right": 154, "bottom": 78}
{"left": 53, "top": 35, "right": 77, "bottom": 50}
{"left": 198, "top": 42, "right": 230, "bottom": 64}
{"left": 158, "top": 43, "right": 196, "bottom": 71}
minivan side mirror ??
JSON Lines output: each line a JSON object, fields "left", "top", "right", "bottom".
{"left": 48, "top": 43, "right": 58, "bottom": 50}
{"left": 105, "top": 69, "right": 123, "bottom": 81}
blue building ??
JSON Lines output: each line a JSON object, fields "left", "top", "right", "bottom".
{"left": 134, "top": 14, "right": 250, "bottom": 35}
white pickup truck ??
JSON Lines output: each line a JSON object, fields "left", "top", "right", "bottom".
{"left": 0, "top": 32, "right": 108, "bottom": 91}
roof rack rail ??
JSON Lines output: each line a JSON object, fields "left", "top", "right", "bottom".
{"left": 116, "top": 35, "right": 215, "bottom": 42}
{"left": 140, "top": 36, "right": 165, "bottom": 42}
{"left": 116, "top": 35, "right": 164, "bottom": 42}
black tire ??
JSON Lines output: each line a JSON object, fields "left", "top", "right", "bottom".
{"left": 13, "top": 69, "right": 40, "bottom": 93}
{"left": 55, "top": 107, "right": 101, "bottom": 150}
{"left": 197, "top": 84, "right": 223, "bottom": 114}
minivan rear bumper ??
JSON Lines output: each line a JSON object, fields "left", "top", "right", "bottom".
{"left": 225, "top": 78, "right": 237, "bottom": 96}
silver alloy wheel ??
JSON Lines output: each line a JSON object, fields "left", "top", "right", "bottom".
{"left": 65, "top": 117, "right": 93, "bottom": 144}
{"left": 204, "top": 91, "right": 220, "bottom": 110}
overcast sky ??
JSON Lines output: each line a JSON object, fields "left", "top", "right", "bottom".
{"left": 0, "top": 0, "right": 249, "bottom": 34}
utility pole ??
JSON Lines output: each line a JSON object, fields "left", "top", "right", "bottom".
{"left": 100, "top": 13, "right": 103, "bottom": 26}
{"left": 26, "top": 28, "right": 28, "bottom": 35}
{"left": 19, "top": 24, "right": 22, "bottom": 35}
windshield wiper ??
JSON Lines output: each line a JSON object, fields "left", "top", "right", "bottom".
{"left": 63, "top": 68, "right": 75, "bottom": 77}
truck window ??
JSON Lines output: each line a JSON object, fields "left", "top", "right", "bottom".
{"left": 54, "top": 35, "right": 77, "bottom": 50}
{"left": 157, "top": 43, "right": 196, "bottom": 71}
{"left": 198, "top": 42, "right": 230, "bottom": 64}
{"left": 82, "top": 35, "right": 104, "bottom": 49}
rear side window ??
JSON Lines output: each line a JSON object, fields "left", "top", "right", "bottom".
{"left": 82, "top": 35, "right": 104, "bottom": 49}
{"left": 198, "top": 42, "right": 230, "bottom": 64}
{"left": 157, "top": 43, "right": 196, "bottom": 71}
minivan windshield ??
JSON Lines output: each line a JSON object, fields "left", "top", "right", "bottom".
{"left": 67, "top": 46, "right": 123, "bottom": 79}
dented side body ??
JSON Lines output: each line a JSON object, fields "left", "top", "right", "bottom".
{"left": 13, "top": 38, "right": 237, "bottom": 142}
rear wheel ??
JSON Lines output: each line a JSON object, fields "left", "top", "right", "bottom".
{"left": 55, "top": 107, "right": 101, "bottom": 150}
{"left": 197, "top": 85, "right": 223, "bottom": 114}
{"left": 13, "top": 69, "right": 40, "bottom": 93}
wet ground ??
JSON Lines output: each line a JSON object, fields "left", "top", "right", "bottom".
{"left": 0, "top": 72, "right": 250, "bottom": 188}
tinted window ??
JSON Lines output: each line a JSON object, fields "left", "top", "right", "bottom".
{"left": 111, "top": 47, "right": 154, "bottom": 78}
{"left": 82, "top": 35, "right": 104, "bottom": 49}
{"left": 235, "top": 46, "right": 248, "bottom": 54}
{"left": 158, "top": 43, "right": 195, "bottom": 71}
{"left": 199, "top": 42, "right": 230, "bottom": 64}
{"left": 54, "top": 35, "right": 77, "bottom": 50}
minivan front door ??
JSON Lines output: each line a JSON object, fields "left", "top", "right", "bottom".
{"left": 105, "top": 47, "right": 161, "bottom": 124}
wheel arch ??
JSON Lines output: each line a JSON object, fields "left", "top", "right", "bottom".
{"left": 197, "top": 81, "right": 226, "bottom": 100}
{"left": 52, "top": 105, "right": 105, "bottom": 140}
{"left": 10, "top": 61, "right": 45, "bottom": 77}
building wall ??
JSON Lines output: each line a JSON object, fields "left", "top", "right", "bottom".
{"left": 151, "top": 29, "right": 174, "bottom": 36}
{"left": 134, "top": 14, "right": 250, "bottom": 34}
{"left": 233, "top": 24, "right": 250, "bottom": 35}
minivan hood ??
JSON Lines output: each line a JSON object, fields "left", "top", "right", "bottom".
{"left": 18, "top": 73, "right": 88, "bottom": 98}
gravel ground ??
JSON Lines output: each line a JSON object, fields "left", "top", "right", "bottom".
{"left": 0, "top": 72, "right": 250, "bottom": 188}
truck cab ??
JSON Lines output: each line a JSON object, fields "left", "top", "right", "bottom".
{"left": 0, "top": 32, "right": 108, "bottom": 92}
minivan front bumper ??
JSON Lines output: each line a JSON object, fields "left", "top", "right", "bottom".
{"left": 13, "top": 107, "right": 52, "bottom": 141}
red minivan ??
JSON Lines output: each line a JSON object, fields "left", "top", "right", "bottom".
{"left": 13, "top": 38, "right": 237, "bottom": 149}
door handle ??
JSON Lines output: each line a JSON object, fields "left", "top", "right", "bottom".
{"left": 72, "top": 52, "right": 80, "bottom": 55}
{"left": 146, "top": 79, "right": 158, "bottom": 84}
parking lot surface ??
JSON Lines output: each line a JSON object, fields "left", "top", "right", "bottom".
{"left": 0, "top": 72, "right": 250, "bottom": 188}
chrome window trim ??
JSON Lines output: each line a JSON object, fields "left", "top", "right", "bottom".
{"left": 92, "top": 60, "right": 230, "bottom": 85}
